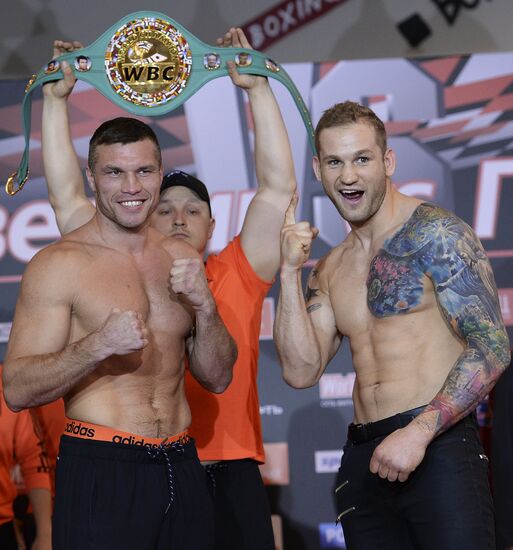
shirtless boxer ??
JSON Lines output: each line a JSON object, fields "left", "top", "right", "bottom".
{"left": 3, "top": 117, "right": 237, "bottom": 550}
{"left": 38, "top": 28, "right": 294, "bottom": 550}
{"left": 274, "top": 101, "right": 510, "bottom": 549}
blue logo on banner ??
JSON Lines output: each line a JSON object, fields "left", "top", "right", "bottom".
{"left": 319, "top": 523, "right": 345, "bottom": 548}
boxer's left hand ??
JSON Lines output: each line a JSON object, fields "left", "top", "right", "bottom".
{"left": 369, "top": 422, "right": 432, "bottom": 482}
{"left": 170, "top": 258, "right": 214, "bottom": 313}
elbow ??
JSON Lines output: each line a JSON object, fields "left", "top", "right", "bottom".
{"left": 279, "top": 356, "right": 322, "bottom": 389}
{"left": 497, "top": 346, "right": 512, "bottom": 374}
{"left": 282, "top": 370, "right": 319, "bottom": 390}
{"left": 213, "top": 343, "right": 237, "bottom": 393}
{"left": 203, "top": 367, "right": 233, "bottom": 394}
{"left": 2, "top": 365, "right": 33, "bottom": 412}
{"left": 3, "top": 383, "right": 27, "bottom": 412}
{"left": 503, "top": 346, "right": 511, "bottom": 368}
{"left": 210, "top": 370, "right": 233, "bottom": 394}
{"left": 198, "top": 343, "right": 237, "bottom": 394}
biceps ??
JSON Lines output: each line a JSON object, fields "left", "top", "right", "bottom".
{"left": 7, "top": 299, "right": 71, "bottom": 360}
{"left": 434, "top": 265, "right": 509, "bottom": 361}
{"left": 307, "top": 293, "right": 341, "bottom": 364}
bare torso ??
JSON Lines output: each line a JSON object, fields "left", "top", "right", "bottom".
{"left": 59, "top": 224, "right": 194, "bottom": 437}
{"left": 321, "top": 200, "right": 464, "bottom": 423}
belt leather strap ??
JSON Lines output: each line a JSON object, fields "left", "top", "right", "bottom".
{"left": 6, "top": 11, "right": 316, "bottom": 195}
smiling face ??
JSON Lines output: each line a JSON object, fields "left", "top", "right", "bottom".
{"left": 86, "top": 138, "right": 163, "bottom": 230}
{"left": 313, "top": 122, "right": 395, "bottom": 226}
{"left": 150, "top": 186, "right": 215, "bottom": 254}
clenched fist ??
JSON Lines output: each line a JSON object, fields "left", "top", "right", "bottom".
{"left": 170, "top": 258, "right": 214, "bottom": 312}
{"left": 369, "top": 422, "right": 432, "bottom": 482}
{"left": 97, "top": 308, "right": 149, "bottom": 355}
{"left": 280, "top": 193, "right": 319, "bottom": 271}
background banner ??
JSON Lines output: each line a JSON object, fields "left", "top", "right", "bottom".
{"left": 1, "top": 50, "right": 512, "bottom": 549}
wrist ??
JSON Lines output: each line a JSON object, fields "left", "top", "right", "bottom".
{"left": 193, "top": 296, "right": 217, "bottom": 318}
{"left": 408, "top": 414, "right": 437, "bottom": 445}
{"left": 83, "top": 330, "right": 114, "bottom": 362}
{"left": 280, "top": 265, "right": 302, "bottom": 278}
{"left": 42, "top": 90, "right": 69, "bottom": 104}
{"left": 246, "top": 78, "right": 271, "bottom": 97}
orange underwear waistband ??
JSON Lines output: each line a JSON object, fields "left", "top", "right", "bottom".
{"left": 63, "top": 418, "right": 189, "bottom": 448}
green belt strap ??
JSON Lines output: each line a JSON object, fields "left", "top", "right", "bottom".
{"left": 6, "top": 10, "right": 316, "bottom": 195}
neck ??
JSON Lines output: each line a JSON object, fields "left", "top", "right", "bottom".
{"left": 349, "top": 186, "right": 423, "bottom": 250}
{"left": 350, "top": 182, "right": 392, "bottom": 239}
{"left": 93, "top": 213, "right": 151, "bottom": 254}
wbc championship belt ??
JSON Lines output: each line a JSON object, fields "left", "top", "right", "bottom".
{"left": 6, "top": 11, "right": 316, "bottom": 195}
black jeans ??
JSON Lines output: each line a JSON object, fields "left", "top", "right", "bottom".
{"left": 336, "top": 412, "right": 495, "bottom": 549}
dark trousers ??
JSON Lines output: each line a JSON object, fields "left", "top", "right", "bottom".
{"left": 205, "top": 458, "right": 275, "bottom": 550}
{"left": 53, "top": 435, "right": 214, "bottom": 550}
{"left": 0, "top": 521, "right": 18, "bottom": 550}
{"left": 492, "top": 362, "right": 513, "bottom": 550}
{"left": 336, "top": 412, "right": 495, "bottom": 550}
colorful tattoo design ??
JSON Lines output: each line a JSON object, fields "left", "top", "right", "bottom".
{"left": 367, "top": 203, "right": 510, "bottom": 433}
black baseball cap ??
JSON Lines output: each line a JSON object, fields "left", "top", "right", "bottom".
{"left": 160, "top": 170, "right": 211, "bottom": 216}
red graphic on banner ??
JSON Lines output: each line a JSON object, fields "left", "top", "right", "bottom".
{"left": 241, "top": 0, "right": 348, "bottom": 51}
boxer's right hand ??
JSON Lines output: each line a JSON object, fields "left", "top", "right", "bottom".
{"left": 280, "top": 193, "right": 319, "bottom": 271}
{"left": 97, "top": 308, "right": 149, "bottom": 355}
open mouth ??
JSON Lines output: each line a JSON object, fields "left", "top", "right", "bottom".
{"left": 340, "top": 190, "right": 364, "bottom": 203}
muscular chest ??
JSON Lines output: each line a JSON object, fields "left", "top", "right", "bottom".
{"left": 330, "top": 248, "right": 430, "bottom": 335}
{"left": 366, "top": 249, "right": 426, "bottom": 317}
{"left": 72, "top": 252, "right": 192, "bottom": 336}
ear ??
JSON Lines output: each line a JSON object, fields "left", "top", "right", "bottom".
{"left": 85, "top": 166, "right": 96, "bottom": 193}
{"left": 207, "top": 217, "right": 216, "bottom": 240}
{"left": 312, "top": 156, "right": 322, "bottom": 182}
{"left": 384, "top": 148, "right": 396, "bottom": 177}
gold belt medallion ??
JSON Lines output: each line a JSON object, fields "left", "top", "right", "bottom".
{"left": 105, "top": 17, "right": 192, "bottom": 107}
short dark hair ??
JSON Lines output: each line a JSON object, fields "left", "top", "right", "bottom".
{"left": 88, "top": 117, "right": 161, "bottom": 171}
{"left": 314, "top": 101, "right": 387, "bottom": 155}
{"left": 77, "top": 55, "right": 88, "bottom": 63}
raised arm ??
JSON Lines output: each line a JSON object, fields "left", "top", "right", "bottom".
{"left": 169, "top": 245, "right": 236, "bottom": 393}
{"left": 218, "top": 28, "right": 296, "bottom": 280}
{"left": 274, "top": 196, "right": 341, "bottom": 388}
{"left": 3, "top": 247, "right": 148, "bottom": 411}
{"left": 42, "top": 41, "right": 94, "bottom": 234}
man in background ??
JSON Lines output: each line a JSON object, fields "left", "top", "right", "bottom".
{"left": 0, "top": 366, "right": 52, "bottom": 550}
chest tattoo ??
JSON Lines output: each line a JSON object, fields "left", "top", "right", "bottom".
{"left": 366, "top": 205, "right": 435, "bottom": 317}
{"left": 367, "top": 251, "right": 425, "bottom": 316}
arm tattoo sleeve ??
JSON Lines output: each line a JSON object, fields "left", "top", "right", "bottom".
{"left": 421, "top": 208, "right": 510, "bottom": 432}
